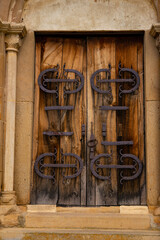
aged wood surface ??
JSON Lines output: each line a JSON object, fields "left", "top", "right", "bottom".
{"left": 87, "top": 37, "right": 117, "bottom": 206}
{"left": 58, "top": 38, "right": 86, "bottom": 206}
{"left": 115, "top": 36, "right": 145, "bottom": 205}
{"left": 32, "top": 35, "right": 145, "bottom": 206}
{"left": 32, "top": 37, "right": 86, "bottom": 205}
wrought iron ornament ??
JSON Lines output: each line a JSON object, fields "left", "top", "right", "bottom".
{"left": 34, "top": 64, "right": 143, "bottom": 184}
{"left": 90, "top": 150, "right": 142, "bottom": 184}
{"left": 34, "top": 148, "right": 83, "bottom": 183}
{"left": 38, "top": 64, "right": 84, "bottom": 103}
{"left": 34, "top": 65, "right": 85, "bottom": 183}
{"left": 90, "top": 62, "right": 140, "bottom": 97}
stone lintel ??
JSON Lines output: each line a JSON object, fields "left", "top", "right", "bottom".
{"left": 150, "top": 23, "right": 160, "bottom": 53}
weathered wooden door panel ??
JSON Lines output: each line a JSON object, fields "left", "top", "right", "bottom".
{"left": 115, "top": 36, "right": 145, "bottom": 205}
{"left": 87, "top": 37, "right": 117, "bottom": 206}
{"left": 31, "top": 35, "right": 145, "bottom": 206}
{"left": 31, "top": 37, "right": 86, "bottom": 205}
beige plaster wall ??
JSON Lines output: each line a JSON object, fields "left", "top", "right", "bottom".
{"left": 22, "top": 0, "right": 158, "bottom": 31}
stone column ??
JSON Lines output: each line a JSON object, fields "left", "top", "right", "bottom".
{"left": 0, "top": 21, "right": 26, "bottom": 205}
{"left": 150, "top": 23, "right": 160, "bottom": 216}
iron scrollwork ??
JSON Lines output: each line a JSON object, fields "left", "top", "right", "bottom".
{"left": 34, "top": 148, "right": 83, "bottom": 183}
{"left": 90, "top": 62, "right": 140, "bottom": 97}
{"left": 90, "top": 150, "right": 142, "bottom": 184}
{"left": 38, "top": 64, "right": 84, "bottom": 97}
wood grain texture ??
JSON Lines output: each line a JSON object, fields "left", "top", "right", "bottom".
{"left": 32, "top": 35, "right": 145, "bottom": 206}
{"left": 115, "top": 36, "right": 145, "bottom": 205}
{"left": 87, "top": 37, "right": 117, "bottom": 206}
{"left": 58, "top": 38, "right": 86, "bottom": 206}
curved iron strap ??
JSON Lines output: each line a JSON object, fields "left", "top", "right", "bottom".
{"left": 119, "top": 152, "right": 142, "bottom": 183}
{"left": 34, "top": 152, "right": 83, "bottom": 180}
{"left": 38, "top": 68, "right": 59, "bottom": 94}
{"left": 90, "top": 68, "right": 111, "bottom": 94}
{"left": 90, "top": 63, "right": 140, "bottom": 96}
{"left": 90, "top": 152, "right": 142, "bottom": 183}
{"left": 118, "top": 62, "right": 140, "bottom": 97}
{"left": 38, "top": 67, "right": 84, "bottom": 95}
{"left": 63, "top": 68, "right": 84, "bottom": 94}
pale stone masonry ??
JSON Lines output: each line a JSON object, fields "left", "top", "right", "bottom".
{"left": 0, "top": 21, "right": 26, "bottom": 205}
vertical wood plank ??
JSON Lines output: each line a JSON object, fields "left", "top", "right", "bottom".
{"left": 32, "top": 38, "right": 64, "bottom": 204}
{"left": 137, "top": 37, "right": 146, "bottom": 205}
{"left": 31, "top": 40, "right": 41, "bottom": 203}
{"left": 58, "top": 38, "right": 86, "bottom": 206}
{"left": 86, "top": 37, "right": 96, "bottom": 205}
{"left": 87, "top": 37, "right": 117, "bottom": 206}
{"left": 116, "top": 36, "right": 144, "bottom": 205}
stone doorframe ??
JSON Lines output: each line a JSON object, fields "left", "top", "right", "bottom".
{"left": 0, "top": 21, "right": 159, "bottom": 213}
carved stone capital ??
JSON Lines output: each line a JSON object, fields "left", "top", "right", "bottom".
{"left": 5, "top": 34, "right": 21, "bottom": 52}
{"left": 0, "top": 19, "right": 27, "bottom": 52}
{"left": 150, "top": 23, "right": 160, "bottom": 53}
{"left": 0, "top": 191, "right": 17, "bottom": 205}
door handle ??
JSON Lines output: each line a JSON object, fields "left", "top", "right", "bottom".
{"left": 87, "top": 122, "right": 98, "bottom": 160}
{"left": 81, "top": 124, "right": 85, "bottom": 137}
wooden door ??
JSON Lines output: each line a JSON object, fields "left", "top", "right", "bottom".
{"left": 31, "top": 35, "right": 146, "bottom": 206}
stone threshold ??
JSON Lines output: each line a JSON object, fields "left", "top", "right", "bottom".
{"left": 27, "top": 205, "right": 149, "bottom": 214}
{"left": 25, "top": 205, "right": 150, "bottom": 229}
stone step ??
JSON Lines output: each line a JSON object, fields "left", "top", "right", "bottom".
{"left": 0, "top": 228, "right": 160, "bottom": 240}
{"left": 25, "top": 212, "right": 151, "bottom": 229}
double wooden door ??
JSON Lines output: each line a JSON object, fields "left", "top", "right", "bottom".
{"left": 31, "top": 35, "right": 146, "bottom": 206}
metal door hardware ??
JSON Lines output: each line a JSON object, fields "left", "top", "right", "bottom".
{"left": 90, "top": 150, "right": 142, "bottom": 183}
{"left": 87, "top": 123, "right": 98, "bottom": 160}
{"left": 90, "top": 62, "right": 140, "bottom": 97}
{"left": 81, "top": 124, "right": 85, "bottom": 137}
{"left": 38, "top": 64, "right": 84, "bottom": 95}
{"left": 43, "top": 131, "right": 73, "bottom": 136}
{"left": 101, "top": 141, "right": 133, "bottom": 146}
{"left": 34, "top": 148, "right": 83, "bottom": 183}
{"left": 99, "top": 106, "right": 128, "bottom": 111}
{"left": 102, "top": 123, "right": 106, "bottom": 137}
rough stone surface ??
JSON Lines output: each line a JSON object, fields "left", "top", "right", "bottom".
{"left": 0, "top": 229, "right": 160, "bottom": 240}
{"left": 22, "top": 0, "right": 157, "bottom": 31}
{"left": 154, "top": 207, "right": 160, "bottom": 216}
{"left": 146, "top": 101, "right": 160, "bottom": 206}
{"left": 14, "top": 102, "right": 33, "bottom": 204}
{"left": 0, "top": 205, "right": 21, "bottom": 216}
